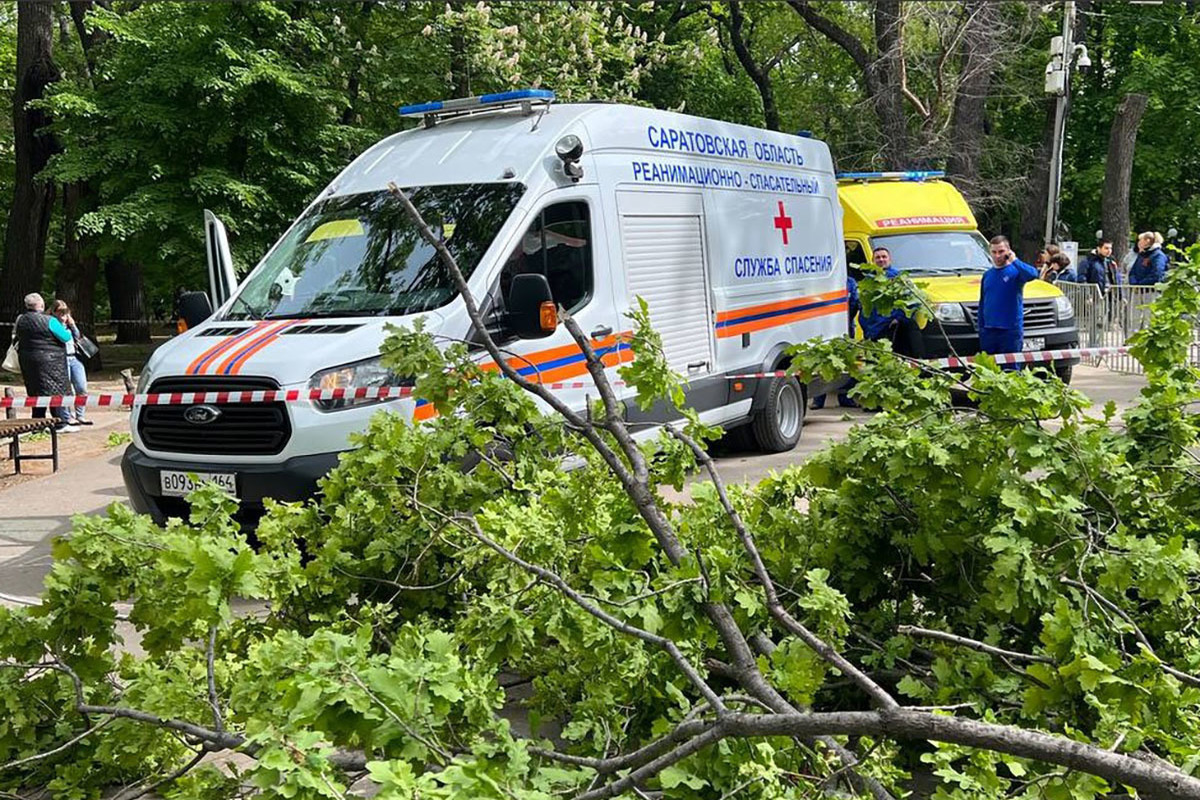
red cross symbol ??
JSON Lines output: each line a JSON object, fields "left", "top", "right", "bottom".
{"left": 773, "top": 201, "right": 793, "bottom": 245}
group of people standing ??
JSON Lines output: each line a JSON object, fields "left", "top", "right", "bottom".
{"left": 1036, "top": 231, "right": 1170, "bottom": 290}
{"left": 9, "top": 292, "right": 91, "bottom": 432}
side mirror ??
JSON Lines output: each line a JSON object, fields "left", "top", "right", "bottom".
{"left": 507, "top": 273, "right": 557, "bottom": 339}
{"left": 177, "top": 291, "right": 213, "bottom": 331}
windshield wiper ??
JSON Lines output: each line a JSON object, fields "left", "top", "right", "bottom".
{"left": 263, "top": 312, "right": 314, "bottom": 320}
{"left": 226, "top": 294, "right": 266, "bottom": 320}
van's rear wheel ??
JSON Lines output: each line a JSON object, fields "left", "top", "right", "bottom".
{"left": 751, "top": 376, "right": 804, "bottom": 453}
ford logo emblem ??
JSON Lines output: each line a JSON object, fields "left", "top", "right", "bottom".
{"left": 183, "top": 404, "right": 222, "bottom": 425}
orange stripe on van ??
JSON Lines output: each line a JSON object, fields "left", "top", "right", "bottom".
{"left": 414, "top": 332, "right": 634, "bottom": 422}
{"left": 716, "top": 300, "right": 847, "bottom": 338}
{"left": 714, "top": 289, "right": 848, "bottom": 324}
{"left": 209, "top": 320, "right": 296, "bottom": 375}
{"left": 187, "top": 321, "right": 273, "bottom": 375}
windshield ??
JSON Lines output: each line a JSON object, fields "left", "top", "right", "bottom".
{"left": 870, "top": 231, "right": 991, "bottom": 274}
{"left": 226, "top": 183, "right": 525, "bottom": 320}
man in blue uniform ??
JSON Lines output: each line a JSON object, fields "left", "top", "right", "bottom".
{"left": 978, "top": 235, "right": 1039, "bottom": 356}
{"left": 859, "top": 247, "right": 906, "bottom": 342}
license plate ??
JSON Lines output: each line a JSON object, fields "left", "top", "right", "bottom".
{"left": 1023, "top": 337, "right": 1045, "bottom": 352}
{"left": 159, "top": 470, "right": 238, "bottom": 498}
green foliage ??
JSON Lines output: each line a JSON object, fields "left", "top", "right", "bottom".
{"left": 42, "top": 1, "right": 367, "bottom": 298}
{"left": 105, "top": 430, "right": 131, "bottom": 449}
{"left": 6, "top": 168, "right": 1200, "bottom": 800}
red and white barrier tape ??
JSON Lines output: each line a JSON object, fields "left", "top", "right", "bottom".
{"left": 2, "top": 386, "right": 414, "bottom": 409}
{"left": 726, "top": 345, "right": 1130, "bottom": 379}
{"left": 0, "top": 346, "right": 1132, "bottom": 408}
{"left": 0, "top": 318, "right": 173, "bottom": 328}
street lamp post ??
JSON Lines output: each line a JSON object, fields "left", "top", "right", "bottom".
{"left": 1043, "top": 1, "right": 1091, "bottom": 246}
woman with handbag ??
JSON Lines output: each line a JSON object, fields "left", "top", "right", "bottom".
{"left": 14, "top": 293, "right": 76, "bottom": 431}
{"left": 52, "top": 300, "right": 94, "bottom": 426}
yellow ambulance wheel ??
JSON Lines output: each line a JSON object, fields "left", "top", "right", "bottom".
{"left": 751, "top": 376, "right": 805, "bottom": 453}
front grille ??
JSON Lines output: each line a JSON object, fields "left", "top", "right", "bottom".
{"left": 138, "top": 376, "right": 291, "bottom": 456}
{"left": 1022, "top": 299, "right": 1056, "bottom": 330}
{"left": 964, "top": 299, "right": 1057, "bottom": 331}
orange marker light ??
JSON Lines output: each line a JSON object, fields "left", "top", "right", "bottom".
{"left": 177, "top": 318, "right": 188, "bottom": 334}
{"left": 539, "top": 301, "right": 557, "bottom": 332}
{"left": 732, "top": 381, "right": 744, "bottom": 392}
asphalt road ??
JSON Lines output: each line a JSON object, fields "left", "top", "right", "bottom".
{"left": 0, "top": 365, "right": 1149, "bottom": 606}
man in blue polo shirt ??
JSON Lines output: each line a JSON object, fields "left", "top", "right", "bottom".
{"left": 978, "top": 235, "right": 1039, "bottom": 356}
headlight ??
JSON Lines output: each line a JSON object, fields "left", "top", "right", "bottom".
{"left": 1054, "top": 295, "right": 1074, "bottom": 320}
{"left": 934, "top": 302, "right": 966, "bottom": 323}
{"left": 308, "top": 356, "right": 411, "bottom": 412}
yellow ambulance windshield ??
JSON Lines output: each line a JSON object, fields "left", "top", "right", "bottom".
{"left": 872, "top": 231, "right": 991, "bottom": 274}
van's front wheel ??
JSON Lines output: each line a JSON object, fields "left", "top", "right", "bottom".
{"left": 751, "top": 376, "right": 804, "bottom": 453}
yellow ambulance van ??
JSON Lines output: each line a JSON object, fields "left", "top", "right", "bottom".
{"left": 837, "top": 171, "right": 1079, "bottom": 381}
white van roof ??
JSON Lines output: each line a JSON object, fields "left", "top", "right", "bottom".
{"left": 329, "top": 100, "right": 834, "bottom": 198}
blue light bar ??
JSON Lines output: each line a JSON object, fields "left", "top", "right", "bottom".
{"left": 836, "top": 170, "right": 946, "bottom": 182}
{"left": 399, "top": 88, "right": 556, "bottom": 117}
{"left": 398, "top": 99, "right": 444, "bottom": 115}
{"left": 480, "top": 88, "right": 556, "bottom": 104}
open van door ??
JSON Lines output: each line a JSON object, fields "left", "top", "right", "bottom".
{"left": 204, "top": 210, "right": 237, "bottom": 308}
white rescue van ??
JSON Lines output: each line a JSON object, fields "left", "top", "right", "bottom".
{"left": 124, "top": 90, "right": 848, "bottom": 522}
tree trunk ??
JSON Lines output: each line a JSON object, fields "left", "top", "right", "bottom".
{"left": 0, "top": 0, "right": 60, "bottom": 352}
{"left": 871, "top": 0, "right": 909, "bottom": 169}
{"left": 105, "top": 258, "right": 151, "bottom": 344}
{"left": 946, "top": 0, "right": 1003, "bottom": 207}
{"left": 56, "top": 182, "right": 103, "bottom": 367}
{"left": 1101, "top": 93, "right": 1149, "bottom": 261}
{"left": 448, "top": 2, "right": 470, "bottom": 98}
{"left": 726, "top": 1, "right": 780, "bottom": 131}
{"left": 1016, "top": 96, "right": 1058, "bottom": 261}
{"left": 341, "top": 1, "right": 374, "bottom": 126}
{"left": 785, "top": 0, "right": 909, "bottom": 166}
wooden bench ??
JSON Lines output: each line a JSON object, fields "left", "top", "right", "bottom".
{"left": 0, "top": 417, "right": 59, "bottom": 474}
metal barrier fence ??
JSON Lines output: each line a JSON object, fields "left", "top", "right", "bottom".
{"left": 1058, "top": 283, "right": 1200, "bottom": 374}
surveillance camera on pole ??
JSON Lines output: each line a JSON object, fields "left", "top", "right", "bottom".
{"left": 1044, "top": 1, "right": 1079, "bottom": 246}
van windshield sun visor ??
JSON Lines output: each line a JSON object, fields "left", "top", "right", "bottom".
{"left": 225, "top": 183, "right": 525, "bottom": 321}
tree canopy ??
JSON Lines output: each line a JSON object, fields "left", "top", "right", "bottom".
{"left": 2, "top": 0, "right": 1200, "bottom": 334}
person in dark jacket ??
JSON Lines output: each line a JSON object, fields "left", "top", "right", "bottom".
{"left": 13, "top": 293, "right": 77, "bottom": 430}
{"left": 1077, "top": 240, "right": 1113, "bottom": 292}
{"left": 1129, "top": 231, "right": 1168, "bottom": 285}
{"left": 978, "top": 235, "right": 1039, "bottom": 357}
{"left": 811, "top": 276, "right": 860, "bottom": 409}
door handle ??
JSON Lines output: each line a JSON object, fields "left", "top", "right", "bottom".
{"left": 687, "top": 360, "right": 707, "bottom": 372}
{"left": 590, "top": 325, "right": 613, "bottom": 339}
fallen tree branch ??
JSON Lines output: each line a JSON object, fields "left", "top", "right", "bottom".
{"left": 457, "top": 513, "right": 727, "bottom": 714}
{"left": 205, "top": 624, "right": 223, "bottom": 734}
{"left": 897, "top": 625, "right": 1055, "bottom": 664}
{"left": 663, "top": 424, "right": 898, "bottom": 710}
{"left": 1060, "top": 577, "right": 1200, "bottom": 688}
{"left": 0, "top": 717, "right": 114, "bottom": 773}
{"left": 112, "top": 748, "right": 206, "bottom": 800}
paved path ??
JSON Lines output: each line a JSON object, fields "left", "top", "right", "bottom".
{"left": 0, "top": 366, "right": 1149, "bottom": 605}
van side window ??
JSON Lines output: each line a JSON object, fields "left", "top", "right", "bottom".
{"left": 501, "top": 202, "right": 592, "bottom": 313}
